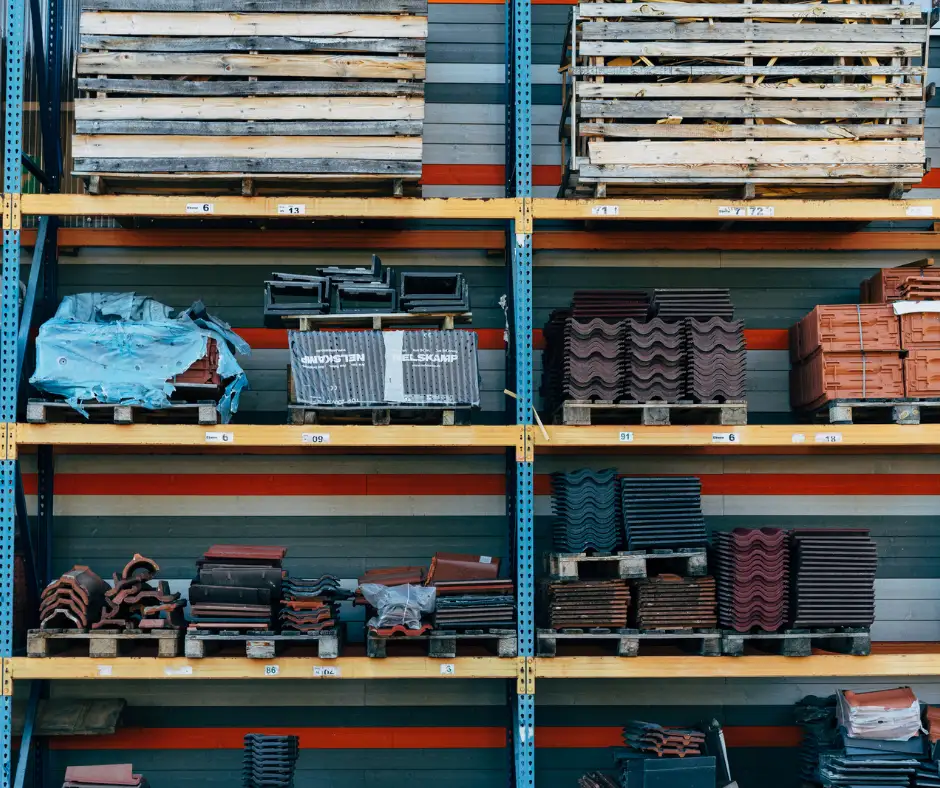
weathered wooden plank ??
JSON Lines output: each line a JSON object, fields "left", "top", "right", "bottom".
{"left": 578, "top": 2, "right": 922, "bottom": 18}
{"left": 577, "top": 122, "right": 925, "bottom": 140}
{"left": 75, "top": 119, "right": 422, "bottom": 136}
{"left": 75, "top": 97, "right": 424, "bottom": 121}
{"left": 588, "top": 140, "right": 925, "bottom": 166}
{"left": 579, "top": 21, "right": 928, "bottom": 43}
{"left": 80, "top": 34, "right": 426, "bottom": 53}
{"left": 77, "top": 52, "right": 426, "bottom": 79}
{"left": 579, "top": 41, "right": 922, "bottom": 58}
{"left": 77, "top": 77, "right": 424, "bottom": 96}
{"left": 73, "top": 157, "right": 422, "bottom": 175}
{"left": 576, "top": 162, "right": 925, "bottom": 180}
{"left": 72, "top": 134, "right": 423, "bottom": 160}
{"left": 577, "top": 82, "right": 922, "bottom": 99}
{"left": 82, "top": 0, "right": 427, "bottom": 12}
{"left": 572, "top": 65, "right": 926, "bottom": 77}
{"left": 80, "top": 11, "right": 428, "bottom": 38}
{"left": 578, "top": 99, "right": 924, "bottom": 119}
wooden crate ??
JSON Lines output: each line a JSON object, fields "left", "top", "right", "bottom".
{"left": 73, "top": 0, "right": 427, "bottom": 196}
{"left": 560, "top": 0, "right": 930, "bottom": 199}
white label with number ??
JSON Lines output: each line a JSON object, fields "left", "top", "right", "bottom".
{"left": 619, "top": 431, "right": 634, "bottom": 443}
{"left": 302, "top": 432, "right": 330, "bottom": 445}
{"left": 718, "top": 206, "right": 775, "bottom": 218}
{"left": 718, "top": 206, "right": 746, "bottom": 217}
{"left": 747, "top": 206, "right": 775, "bottom": 217}
{"left": 591, "top": 205, "right": 619, "bottom": 216}
{"left": 791, "top": 433, "right": 806, "bottom": 443}
{"left": 205, "top": 431, "right": 234, "bottom": 444}
{"left": 97, "top": 665, "right": 113, "bottom": 676}
{"left": 712, "top": 432, "right": 741, "bottom": 444}
{"left": 314, "top": 666, "right": 341, "bottom": 677}
{"left": 907, "top": 206, "right": 933, "bottom": 217}
{"left": 277, "top": 204, "right": 306, "bottom": 216}
{"left": 164, "top": 666, "right": 193, "bottom": 676}
{"left": 264, "top": 665, "right": 280, "bottom": 676}
{"left": 815, "top": 432, "right": 843, "bottom": 443}
{"left": 440, "top": 663, "right": 456, "bottom": 675}
{"left": 185, "top": 202, "right": 214, "bottom": 214}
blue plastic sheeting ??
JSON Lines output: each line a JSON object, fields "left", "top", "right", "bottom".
{"left": 30, "top": 293, "right": 250, "bottom": 422}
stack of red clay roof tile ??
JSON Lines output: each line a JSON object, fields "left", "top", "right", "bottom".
{"left": 634, "top": 574, "right": 717, "bottom": 630}
{"left": 686, "top": 319, "right": 746, "bottom": 402}
{"left": 622, "top": 721, "right": 707, "bottom": 757}
{"left": 571, "top": 290, "right": 650, "bottom": 320}
{"left": 861, "top": 263, "right": 933, "bottom": 303}
{"left": 900, "top": 311, "right": 940, "bottom": 398}
{"left": 40, "top": 566, "right": 108, "bottom": 630}
{"left": 899, "top": 276, "right": 940, "bottom": 301}
{"left": 626, "top": 319, "right": 685, "bottom": 403}
{"left": 544, "top": 579, "right": 630, "bottom": 629}
{"left": 280, "top": 575, "right": 348, "bottom": 633}
{"left": 650, "top": 289, "right": 734, "bottom": 322}
{"left": 93, "top": 554, "right": 185, "bottom": 631}
{"left": 790, "top": 305, "right": 904, "bottom": 409}
{"left": 64, "top": 764, "right": 147, "bottom": 788}
{"left": 564, "top": 318, "right": 627, "bottom": 402}
{"left": 714, "top": 529, "right": 789, "bottom": 633}
{"left": 790, "top": 529, "right": 876, "bottom": 628}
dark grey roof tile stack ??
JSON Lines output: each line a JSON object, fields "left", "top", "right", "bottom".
{"left": 686, "top": 318, "right": 747, "bottom": 402}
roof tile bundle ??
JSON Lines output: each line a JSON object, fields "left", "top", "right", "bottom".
{"left": 188, "top": 545, "right": 286, "bottom": 633}
{"left": 620, "top": 477, "right": 707, "bottom": 551}
{"left": 40, "top": 566, "right": 108, "bottom": 630}
{"left": 862, "top": 264, "right": 933, "bottom": 303}
{"left": 650, "top": 289, "right": 734, "bottom": 322}
{"left": 544, "top": 579, "right": 630, "bottom": 629}
{"left": 243, "top": 734, "right": 299, "bottom": 788}
{"left": 622, "top": 721, "right": 707, "bottom": 758}
{"left": 837, "top": 688, "right": 921, "bottom": 741}
{"left": 64, "top": 765, "right": 148, "bottom": 788}
{"left": 433, "top": 579, "right": 515, "bottom": 629}
{"left": 563, "top": 318, "right": 627, "bottom": 402}
{"left": 94, "top": 554, "right": 185, "bottom": 631}
{"left": 552, "top": 469, "right": 622, "bottom": 553}
{"left": 571, "top": 290, "right": 650, "bottom": 320}
{"left": 714, "top": 529, "right": 789, "bottom": 633}
{"left": 399, "top": 272, "right": 470, "bottom": 314}
{"left": 633, "top": 575, "right": 717, "bottom": 630}
{"left": 790, "top": 530, "right": 876, "bottom": 628}
{"left": 818, "top": 748, "right": 919, "bottom": 788}
{"left": 899, "top": 276, "right": 940, "bottom": 301}
{"left": 686, "top": 319, "right": 746, "bottom": 402}
{"left": 625, "top": 319, "right": 685, "bottom": 403}
{"left": 280, "top": 575, "right": 348, "bottom": 633}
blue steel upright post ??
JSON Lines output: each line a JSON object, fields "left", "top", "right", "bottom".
{"left": 2, "top": 0, "right": 25, "bottom": 779}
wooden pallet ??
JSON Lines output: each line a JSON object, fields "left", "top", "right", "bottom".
{"left": 26, "top": 399, "right": 219, "bottom": 425}
{"left": 184, "top": 629, "right": 341, "bottom": 659}
{"left": 537, "top": 628, "right": 720, "bottom": 657}
{"left": 557, "top": 400, "right": 747, "bottom": 426}
{"left": 294, "top": 311, "right": 472, "bottom": 331}
{"left": 28, "top": 628, "right": 182, "bottom": 658}
{"left": 559, "top": 0, "right": 929, "bottom": 199}
{"left": 804, "top": 398, "right": 940, "bottom": 426}
{"left": 721, "top": 628, "right": 871, "bottom": 657}
{"left": 366, "top": 628, "right": 517, "bottom": 658}
{"left": 288, "top": 404, "right": 471, "bottom": 426}
{"left": 72, "top": 0, "right": 428, "bottom": 196}
{"left": 547, "top": 549, "right": 708, "bottom": 581}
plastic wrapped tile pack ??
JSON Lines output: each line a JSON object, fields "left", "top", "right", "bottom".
{"left": 836, "top": 687, "right": 923, "bottom": 741}
{"left": 289, "top": 329, "right": 480, "bottom": 407}
{"left": 30, "top": 293, "right": 250, "bottom": 422}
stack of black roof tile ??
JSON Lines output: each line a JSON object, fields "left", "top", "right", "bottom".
{"left": 399, "top": 272, "right": 469, "bottom": 313}
{"left": 714, "top": 528, "right": 789, "bottom": 633}
{"left": 686, "top": 318, "right": 747, "bottom": 402}
{"left": 623, "top": 721, "right": 707, "bottom": 757}
{"left": 790, "top": 530, "right": 877, "bottom": 628}
{"left": 433, "top": 579, "right": 516, "bottom": 629}
{"left": 564, "top": 318, "right": 627, "bottom": 402}
{"left": 243, "top": 734, "right": 299, "bottom": 788}
{"left": 796, "top": 695, "right": 840, "bottom": 787}
{"left": 264, "top": 274, "right": 330, "bottom": 324}
{"left": 280, "top": 574, "right": 349, "bottom": 633}
{"left": 634, "top": 575, "right": 717, "bottom": 630}
{"left": 620, "top": 477, "right": 708, "bottom": 550}
{"left": 625, "top": 319, "right": 686, "bottom": 403}
{"left": 552, "top": 469, "right": 622, "bottom": 553}
{"left": 544, "top": 579, "right": 630, "bottom": 629}
{"left": 819, "top": 747, "right": 920, "bottom": 788}
{"left": 541, "top": 309, "right": 572, "bottom": 414}
{"left": 650, "top": 289, "right": 734, "bottom": 322}
{"left": 571, "top": 290, "right": 650, "bottom": 320}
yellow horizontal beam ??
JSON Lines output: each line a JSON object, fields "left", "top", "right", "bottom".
{"left": 19, "top": 194, "right": 522, "bottom": 221}
{"left": 531, "top": 197, "right": 939, "bottom": 222}
{"left": 538, "top": 424, "right": 940, "bottom": 451}
{"left": 534, "top": 653, "right": 940, "bottom": 679}
{"left": 8, "top": 656, "right": 519, "bottom": 680}
{"left": 15, "top": 423, "right": 522, "bottom": 449}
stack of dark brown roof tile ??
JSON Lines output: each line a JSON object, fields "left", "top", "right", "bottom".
{"left": 552, "top": 469, "right": 622, "bottom": 553}
{"left": 625, "top": 319, "right": 685, "bottom": 403}
{"left": 544, "top": 579, "right": 630, "bottom": 629}
{"left": 94, "top": 554, "right": 185, "bottom": 631}
{"left": 280, "top": 575, "right": 348, "bottom": 633}
{"left": 622, "top": 721, "right": 707, "bottom": 757}
{"left": 634, "top": 575, "right": 717, "bottom": 630}
{"left": 791, "top": 530, "right": 876, "bottom": 628}
{"left": 64, "top": 765, "right": 148, "bottom": 788}
{"left": 620, "top": 477, "right": 707, "bottom": 550}
{"left": 433, "top": 579, "right": 515, "bottom": 629}
{"left": 714, "top": 529, "right": 789, "bottom": 633}
{"left": 40, "top": 566, "right": 108, "bottom": 630}
{"left": 686, "top": 318, "right": 747, "bottom": 402}
{"left": 571, "top": 290, "right": 650, "bottom": 320}
{"left": 564, "top": 318, "right": 627, "bottom": 402}
{"left": 650, "top": 289, "right": 734, "bottom": 322}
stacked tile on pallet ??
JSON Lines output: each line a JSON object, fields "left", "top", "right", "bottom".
{"left": 650, "top": 289, "right": 735, "bottom": 322}
{"left": 790, "top": 305, "right": 904, "bottom": 410}
{"left": 620, "top": 477, "right": 707, "bottom": 550}
{"left": 900, "top": 306, "right": 940, "bottom": 399}
{"left": 625, "top": 319, "right": 685, "bottom": 403}
{"left": 633, "top": 575, "right": 717, "bottom": 630}
{"left": 280, "top": 575, "right": 347, "bottom": 633}
{"left": 564, "top": 319, "right": 627, "bottom": 402}
{"left": 552, "top": 469, "right": 622, "bottom": 553}
{"left": 571, "top": 290, "right": 651, "bottom": 320}
{"left": 544, "top": 580, "right": 631, "bottom": 629}
{"left": 790, "top": 530, "right": 876, "bottom": 628}
{"left": 427, "top": 553, "right": 515, "bottom": 629}
{"left": 39, "top": 566, "right": 108, "bottom": 630}
{"left": 713, "top": 529, "right": 788, "bottom": 633}
{"left": 94, "top": 554, "right": 185, "bottom": 631}
{"left": 623, "top": 721, "right": 707, "bottom": 757}
{"left": 243, "top": 734, "right": 299, "bottom": 788}
{"left": 686, "top": 319, "right": 746, "bottom": 402}
{"left": 861, "top": 263, "right": 933, "bottom": 303}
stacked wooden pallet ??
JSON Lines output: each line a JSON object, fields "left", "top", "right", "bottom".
{"left": 560, "top": 0, "right": 931, "bottom": 199}
{"left": 73, "top": 0, "right": 427, "bottom": 196}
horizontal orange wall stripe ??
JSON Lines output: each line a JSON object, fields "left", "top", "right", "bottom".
{"left": 421, "top": 165, "right": 560, "bottom": 187}
{"left": 20, "top": 472, "right": 939, "bottom": 497}
{"left": 916, "top": 170, "right": 940, "bottom": 189}
{"left": 48, "top": 725, "right": 797, "bottom": 751}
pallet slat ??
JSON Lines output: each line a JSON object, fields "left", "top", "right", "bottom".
{"left": 83, "top": 0, "right": 427, "bottom": 11}
{"left": 77, "top": 78, "right": 423, "bottom": 96}
{"left": 73, "top": 157, "right": 423, "bottom": 174}
{"left": 577, "top": 99, "right": 924, "bottom": 119}
{"left": 577, "top": 83, "right": 922, "bottom": 99}
{"left": 580, "top": 21, "right": 928, "bottom": 42}
{"left": 577, "top": 123, "right": 925, "bottom": 140}
{"left": 578, "top": 2, "right": 922, "bottom": 18}
{"left": 80, "top": 34, "right": 426, "bottom": 53}
{"left": 76, "top": 120, "right": 423, "bottom": 135}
